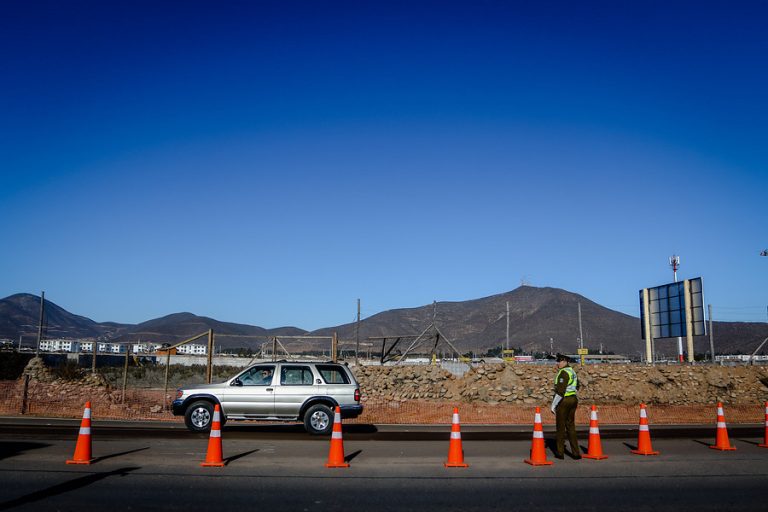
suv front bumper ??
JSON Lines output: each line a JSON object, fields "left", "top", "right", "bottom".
{"left": 171, "top": 399, "right": 185, "bottom": 416}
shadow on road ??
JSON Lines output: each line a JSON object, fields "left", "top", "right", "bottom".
{"left": 0, "top": 466, "right": 140, "bottom": 511}
{"left": 92, "top": 447, "right": 150, "bottom": 464}
{"left": 0, "top": 442, "right": 51, "bottom": 461}
{"left": 623, "top": 442, "right": 638, "bottom": 451}
{"left": 224, "top": 449, "right": 259, "bottom": 465}
{"left": 345, "top": 450, "right": 363, "bottom": 463}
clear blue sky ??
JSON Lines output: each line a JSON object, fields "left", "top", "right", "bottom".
{"left": 1, "top": 1, "right": 766, "bottom": 329}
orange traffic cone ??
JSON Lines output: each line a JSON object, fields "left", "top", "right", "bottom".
{"left": 709, "top": 402, "right": 736, "bottom": 451}
{"left": 630, "top": 403, "right": 659, "bottom": 456}
{"left": 524, "top": 407, "right": 553, "bottom": 466}
{"left": 325, "top": 406, "right": 349, "bottom": 468}
{"left": 66, "top": 401, "right": 94, "bottom": 465}
{"left": 444, "top": 407, "right": 469, "bottom": 468}
{"left": 201, "top": 404, "right": 225, "bottom": 467}
{"left": 583, "top": 405, "right": 608, "bottom": 460}
{"left": 759, "top": 402, "right": 768, "bottom": 449}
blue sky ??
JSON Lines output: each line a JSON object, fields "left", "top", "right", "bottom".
{"left": 1, "top": 1, "right": 766, "bottom": 329}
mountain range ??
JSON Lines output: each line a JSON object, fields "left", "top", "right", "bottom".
{"left": 1, "top": 288, "right": 766, "bottom": 357}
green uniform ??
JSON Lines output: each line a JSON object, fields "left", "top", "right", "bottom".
{"left": 554, "top": 365, "right": 580, "bottom": 458}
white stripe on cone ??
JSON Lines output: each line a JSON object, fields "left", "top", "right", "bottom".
{"left": 589, "top": 427, "right": 600, "bottom": 435}
{"left": 83, "top": 409, "right": 91, "bottom": 419}
{"left": 334, "top": 412, "right": 341, "bottom": 423}
{"left": 639, "top": 425, "right": 649, "bottom": 432}
{"left": 535, "top": 413, "right": 542, "bottom": 423}
{"left": 213, "top": 411, "right": 220, "bottom": 422}
{"left": 533, "top": 431, "right": 543, "bottom": 439}
{"left": 332, "top": 431, "right": 343, "bottom": 439}
{"left": 452, "top": 413, "right": 459, "bottom": 424}
{"left": 79, "top": 427, "right": 91, "bottom": 435}
{"left": 717, "top": 422, "right": 727, "bottom": 429}
{"left": 450, "top": 432, "right": 461, "bottom": 439}
{"left": 591, "top": 411, "right": 597, "bottom": 421}
{"left": 717, "top": 407, "right": 724, "bottom": 416}
{"left": 640, "top": 409, "right": 647, "bottom": 418}
{"left": 209, "top": 430, "right": 221, "bottom": 438}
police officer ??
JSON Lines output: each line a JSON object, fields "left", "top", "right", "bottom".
{"left": 551, "top": 353, "right": 581, "bottom": 459}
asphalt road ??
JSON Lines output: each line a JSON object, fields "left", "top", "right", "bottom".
{"left": 1, "top": 421, "right": 767, "bottom": 511}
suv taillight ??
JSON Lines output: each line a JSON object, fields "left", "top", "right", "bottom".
{"left": 176, "top": 389, "right": 183, "bottom": 399}
{"left": 354, "top": 389, "right": 360, "bottom": 402}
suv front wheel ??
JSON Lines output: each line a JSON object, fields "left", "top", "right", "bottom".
{"left": 185, "top": 400, "right": 217, "bottom": 432}
{"left": 304, "top": 404, "right": 334, "bottom": 435}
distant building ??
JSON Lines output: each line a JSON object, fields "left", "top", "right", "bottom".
{"left": 177, "top": 343, "right": 207, "bottom": 355}
{"left": 39, "top": 339, "right": 81, "bottom": 352}
{"left": 716, "top": 354, "right": 768, "bottom": 363}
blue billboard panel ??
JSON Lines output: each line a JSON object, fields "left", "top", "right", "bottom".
{"left": 640, "top": 277, "right": 705, "bottom": 339}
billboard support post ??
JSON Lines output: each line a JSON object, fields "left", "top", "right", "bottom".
{"left": 642, "top": 288, "right": 653, "bottom": 364}
{"left": 684, "top": 279, "right": 695, "bottom": 362}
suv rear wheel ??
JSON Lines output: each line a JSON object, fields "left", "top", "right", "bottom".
{"left": 304, "top": 404, "right": 334, "bottom": 435}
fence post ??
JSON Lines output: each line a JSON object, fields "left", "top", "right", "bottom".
{"left": 332, "top": 332, "right": 338, "bottom": 363}
{"left": 121, "top": 344, "right": 131, "bottom": 404}
{"left": 206, "top": 329, "right": 213, "bottom": 384}
{"left": 20, "top": 374, "right": 30, "bottom": 414}
{"left": 164, "top": 350, "right": 171, "bottom": 410}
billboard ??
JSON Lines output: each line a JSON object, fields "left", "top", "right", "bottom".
{"left": 640, "top": 277, "right": 706, "bottom": 340}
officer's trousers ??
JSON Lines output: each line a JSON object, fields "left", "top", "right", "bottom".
{"left": 555, "top": 395, "right": 580, "bottom": 457}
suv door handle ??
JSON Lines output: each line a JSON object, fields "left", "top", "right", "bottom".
{"left": 266, "top": 388, "right": 273, "bottom": 392}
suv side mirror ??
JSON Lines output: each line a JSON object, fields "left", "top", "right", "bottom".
{"left": 231, "top": 378, "right": 242, "bottom": 387}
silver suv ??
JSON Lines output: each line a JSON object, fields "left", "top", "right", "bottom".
{"left": 172, "top": 361, "right": 363, "bottom": 435}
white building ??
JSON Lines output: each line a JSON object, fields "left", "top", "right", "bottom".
{"left": 177, "top": 343, "right": 207, "bottom": 355}
{"left": 39, "top": 339, "right": 81, "bottom": 352}
{"left": 131, "top": 342, "right": 162, "bottom": 354}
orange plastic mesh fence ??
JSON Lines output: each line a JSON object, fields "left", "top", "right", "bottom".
{"left": 0, "top": 381, "right": 763, "bottom": 425}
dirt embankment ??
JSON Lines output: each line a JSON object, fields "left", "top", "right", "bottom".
{"left": 354, "top": 363, "right": 768, "bottom": 405}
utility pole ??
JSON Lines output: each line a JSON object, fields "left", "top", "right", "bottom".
{"left": 505, "top": 301, "right": 510, "bottom": 353}
{"left": 577, "top": 302, "right": 585, "bottom": 366}
{"left": 708, "top": 304, "right": 718, "bottom": 365}
{"left": 355, "top": 299, "right": 360, "bottom": 365}
{"left": 35, "top": 291, "right": 45, "bottom": 357}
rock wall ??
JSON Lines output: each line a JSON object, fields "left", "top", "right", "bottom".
{"left": 354, "top": 363, "right": 768, "bottom": 405}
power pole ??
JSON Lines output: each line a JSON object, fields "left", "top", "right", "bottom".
{"left": 35, "top": 291, "right": 45, "bottom": 357}
{"left": 355, "top": 298, "right": 360, "bottom": 365}
{"left": 577, "top": 302, "right": 584, "bottom": 350}
{"left": 708, "top": 304, "right": 718, "bottom": 365}
{"left": 505, "top": 301, "right": 510, "bottom": 353}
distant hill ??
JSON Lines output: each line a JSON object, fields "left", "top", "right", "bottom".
{"left": 1, "top": 288, "right": 766, "bottom": 357}
{"left": 0, "top": 294, "right": 306, "bottom": 349}
{"left": 0, "top": 293, "right": 116, "bottom": 340}
{"left": 310, "top": 286, "right": 768, "bottom": 358}
{"left": 111, "top": 312, "right": 307, "bottom": 348}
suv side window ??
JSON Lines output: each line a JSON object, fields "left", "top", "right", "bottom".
{"left": 239, "top": 365, "right": 275, "bottom": 386}
{"left": 316, "top": 365, "right": 350, "bottom": 384}
{"left": 280, "top": 365, "right": 314, "bottom": 386}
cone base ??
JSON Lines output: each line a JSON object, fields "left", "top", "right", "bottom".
{"left": 200, "top": 461, "right": 226, "bottom": 467}
{"left": 524, "top": 459, "right": 553, "bottom": 466}
{"left": 709, "top": 445, "right": 736, "bottom": 451}
{"left": 630, "top": 449, "right": 659, "bottom": 456}
{"left": 66, "top": 459, "right": 93, "bottom": 465}
{"left": 444, "top": 462, "right": 469, "bottom": 468}
{"left": 583, "top": 454, "right": 608, "bottom": 460}
{"left": 325, "top": 462, "right": 350, "bottom": 468}
{"left": 758, "top": 444, "right": 768, "bottom": 448}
